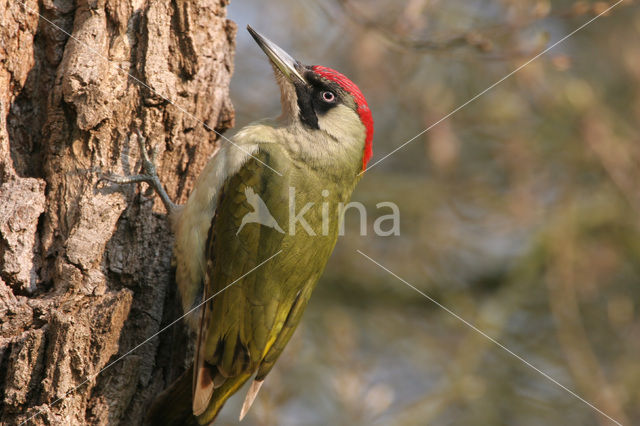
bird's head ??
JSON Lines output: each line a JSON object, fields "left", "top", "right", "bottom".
{"left": 248, "top": 26, "right": 373, "bottom": 173}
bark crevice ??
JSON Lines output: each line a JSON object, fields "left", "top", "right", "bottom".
{"left": 1, "top": 1, "right": 236, "bottom": 423}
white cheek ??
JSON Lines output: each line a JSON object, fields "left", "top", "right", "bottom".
{"left": 318, "top": 104, "right": 366, "bottom": 148}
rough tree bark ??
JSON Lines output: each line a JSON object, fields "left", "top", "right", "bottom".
{"left": 0, "top": 0, "right": 236, "bottom": 424}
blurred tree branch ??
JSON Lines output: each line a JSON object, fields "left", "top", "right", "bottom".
{"left": 332, "top": 0, "right": 634, "bottom": 60}
{"left": 546, "top": 210, "right": 629, "bottom": 425}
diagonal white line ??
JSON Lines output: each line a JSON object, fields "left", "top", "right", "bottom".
{"left": 356, "top": 250, "right": 623, "bottom": 426}
{"left": 361, "top": 0, "right": 626, "bottom": 175}
{"left": 19, "top": 250, "right": 282, "bottom": 426}
{"left": 16, "top": 1, "right": 282, "bottom": 177}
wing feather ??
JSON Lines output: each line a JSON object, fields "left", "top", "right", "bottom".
{"left": 192, "top": 145, "right": 349, "bottom": 423}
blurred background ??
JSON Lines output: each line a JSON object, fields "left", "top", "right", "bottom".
{"left": 222, "top": 1, "right": 640, "bottom": 425}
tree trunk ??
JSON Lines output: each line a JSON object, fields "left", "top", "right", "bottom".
{"left": 0, "top": 0, "right": 235, "bottom": 424}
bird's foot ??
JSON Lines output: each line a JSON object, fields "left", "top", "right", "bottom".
{"left": 100, "top": 128, "right": 178, "bottom": 215}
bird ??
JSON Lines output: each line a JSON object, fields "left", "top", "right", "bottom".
{"left": 236, "top": 187, "right": 284, "bottom": 235}
{"left": 105, "top": 25, "right": 373, "bottom": 424}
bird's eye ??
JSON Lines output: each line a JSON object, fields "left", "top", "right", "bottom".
{"left": 321, "top": 91, "right": 336, "bottom": 103}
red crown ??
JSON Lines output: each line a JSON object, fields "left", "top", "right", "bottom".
{"left": 312, "top": 66, "right": 373, "bottom": 171}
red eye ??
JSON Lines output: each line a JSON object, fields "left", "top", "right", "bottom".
{"left": 321, "top": 91, "right": 335, "bottom": 102}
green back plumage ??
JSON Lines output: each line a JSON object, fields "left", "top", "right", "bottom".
{"left": 194, "top": 143, "right": 359, "bottom": 423}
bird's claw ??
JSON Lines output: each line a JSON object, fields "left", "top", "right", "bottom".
{"left": 99, "top": 128, "right": 177, "bottom": 214}
{"left": 134, "top": 129, "right": 159, "bottom": 177}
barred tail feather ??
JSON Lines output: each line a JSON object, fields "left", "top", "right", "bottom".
{"left": 196, "top": 372, "right": 254, "bottom": 424}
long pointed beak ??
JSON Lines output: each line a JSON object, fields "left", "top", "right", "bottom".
{"left": 247, "top": 25, "right": 307, "bottom": 84}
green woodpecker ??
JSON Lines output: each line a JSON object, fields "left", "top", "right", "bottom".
{"left": 108, "top": 26, "right": 373, "bottom": 424}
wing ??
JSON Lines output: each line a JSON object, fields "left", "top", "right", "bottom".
{"left": 191, "top": 146, "right": 343, "bottom": 423}
{"left": 172, "top": 142, "right": 259, "bottom": 325}
{"left": 193, "top": 150, "right": 283, "bottom": 418}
